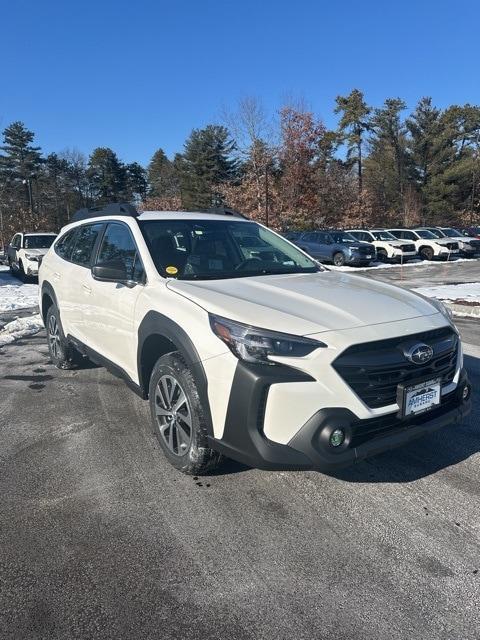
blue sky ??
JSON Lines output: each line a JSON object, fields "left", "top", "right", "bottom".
{"left": 1, "top": 0, "right": 479, "bottom": 166}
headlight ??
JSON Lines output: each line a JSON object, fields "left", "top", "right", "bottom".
{"left": 25, "top": 254, "right": 39, "bottom": 261}
{"left": 209, "top": 314, "right": 326, "bottom": 365}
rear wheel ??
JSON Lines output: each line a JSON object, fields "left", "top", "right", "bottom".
{"left": 419, "top": 246, "right": 434, "bottom": 260}
{"left": 333, "top": 252, "right": 346, "bottom": 267}
{"left": 46, "top": 304, "right": 77, "bottom": 369}
{"left": 149, "top": 352, "right": 222, "bottom": 475}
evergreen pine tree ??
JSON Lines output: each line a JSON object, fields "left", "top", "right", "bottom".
{"left": 177, "top": 125, "right": 238, "bottom": 210}
{"left": 87, "top": 147, "right": 128, "bottom": 203}
{"left": 147, "top": 149, "right": 178, "bottom": 199}
{"left": 334, "top": 90, "right": 371, "bottom": 194}
{"left": 0, "top": 121, "right": 43, "bottom": 212}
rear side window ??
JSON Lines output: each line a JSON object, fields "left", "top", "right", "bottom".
{"left": 96, "top": 223, "right": 144, "bottom": 281}
{"left": 70, "top": 224, "right": 103, "bottom": 267}
{"left": 11, "top": 234, "right": 21, "bottom": 249}
{"left": 54, "top": 229, "right": 77, "bottom": 260}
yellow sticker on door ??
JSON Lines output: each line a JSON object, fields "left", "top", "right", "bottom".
{"left": 166, "top": 266, "right": 178, "bottom": 275}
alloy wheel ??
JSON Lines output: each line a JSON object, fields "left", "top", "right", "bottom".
{"left": 154, "top": 375, "right": 192, "bottom": 456}
{"left": 48, "top": 314, "right": 61, "bottom": 359}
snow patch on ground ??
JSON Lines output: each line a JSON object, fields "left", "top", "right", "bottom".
{"left": 331, "top": 257, "right": 478, "bottom": 272}
{"left": 0, "top": 267, "right": 39, "bottom": 311}
{"left": 0, "top": 314, "right": 43, "bottom": 346}
{"left": 413, "top": 282, "right": 480, "bottom": 303}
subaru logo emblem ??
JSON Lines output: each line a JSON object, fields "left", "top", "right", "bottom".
{"left": 404, "top": 343, "right": 434, "bottom": 365}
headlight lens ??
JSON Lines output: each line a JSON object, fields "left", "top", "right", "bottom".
{"left": 209, "top": 314, "right": 326, "bottom": 365}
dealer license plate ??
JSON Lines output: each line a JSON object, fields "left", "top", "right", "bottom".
{"left": 400, "top": 378, "right": 441, "bottom": 418}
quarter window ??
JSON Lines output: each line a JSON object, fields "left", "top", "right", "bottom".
{"left": 70, "top": 224, "right": 103, "bottom": 267}
{"left": 54, "top": 229, "right": 77, "bottom": 261}
{"left": 96, "top": 223, "right": 144, "bottom": 281}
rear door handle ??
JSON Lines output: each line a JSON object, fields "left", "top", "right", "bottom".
{"left": 82, "top": 284, "right": 92, "bottom": 294}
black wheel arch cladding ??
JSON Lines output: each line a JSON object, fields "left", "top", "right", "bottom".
{"left": 41, "top": 281, "right": 59, "bottom": 324}
{"left": 137, "top": 311, "right": 214, "bottom": 436}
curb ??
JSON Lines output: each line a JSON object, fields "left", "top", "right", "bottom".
{"left": 445, "top": 301, "right": 480, "bottom": 318}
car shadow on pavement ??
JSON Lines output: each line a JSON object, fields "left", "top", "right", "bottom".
{"left": 329, "top": 353, "right": 479, "bottom": 484}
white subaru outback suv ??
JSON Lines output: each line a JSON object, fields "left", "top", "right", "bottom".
{"left": 388, "top": 228, "right": 459, "bottom": 261}
{"left": 38, "top": 204, "right": 471, "bottom": 475}
{"left": 347, "top": 229, "right": 417, "bottom": 262}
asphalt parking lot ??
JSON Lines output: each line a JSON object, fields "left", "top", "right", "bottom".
{"left": 1, "top": 263, "right": 480, "bottom": 639}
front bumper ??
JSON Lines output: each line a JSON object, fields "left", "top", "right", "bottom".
{"left": 209, "top": 363, "right": 471, "bottom": 472}
{"left": 345, "top": 253, "right": 375, "bottom": 265}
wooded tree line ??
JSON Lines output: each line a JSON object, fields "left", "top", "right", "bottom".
{"left": 1, "top": 90, "right": 480, "bottom": 246}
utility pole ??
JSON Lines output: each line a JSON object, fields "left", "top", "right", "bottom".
{"left": 265, "top": 166, "right": 269, "bottom": 227}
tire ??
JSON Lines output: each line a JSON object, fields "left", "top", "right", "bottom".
{"left": 149, "top": 352, "right": 222, "bottom": 475}
{"left": 419, "top": 246, "right": 434, "bottom": 261}
{"left": 333, "top": 252, "right": 346, "bottom": 267}
{"left": 18, "top": 260, "right": 26, "bottom": 281}
{"left": 45, "top": 304, "right": 77, "bottom": 370}
{"left": 377, "top": 249, "right": 388, "bottom": 262}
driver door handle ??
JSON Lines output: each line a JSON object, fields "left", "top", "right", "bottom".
{"left": 82, "top": 284, "right": 92, "bottom": 295}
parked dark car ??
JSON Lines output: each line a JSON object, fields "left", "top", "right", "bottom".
{"left": 282, "top": 231, "right": 302, "bottom": 243}
{"left": 459, "top": 226, "right": 480, "bottom": 239}
{"left": 296, "top": 230, "right": 376, "bottom": 266}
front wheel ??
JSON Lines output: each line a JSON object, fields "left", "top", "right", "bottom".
{"left": 333, "top": 252, "right": 346, "bottom": 267}
{"left": 46, "top": 304, "right": 77, "bottom": 369}
{"left": 149, "top": 352, "right": 222, "bottom": 475}
{"left": 18, "top": 260, "right": 26, "bottom": 281}
{"left": 420, "top": 246, "right": 434, "bottom": 260}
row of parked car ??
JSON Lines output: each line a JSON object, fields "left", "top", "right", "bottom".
{"left": 284, "top": 226, "right": 480, "bottom": 267}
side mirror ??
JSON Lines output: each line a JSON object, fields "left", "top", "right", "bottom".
{"left": 92, "top": 260, "right": 137, "bottom": 287}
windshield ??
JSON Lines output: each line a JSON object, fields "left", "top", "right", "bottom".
{"left": 441, "top": 228, "right": 461, "bottom": 237}
{"left": 424, "top": 228, "right": 444, "bottom": 238}
{"left": 140, "top": 219, "right": 321, "bottom": 280}
{"left": 372, "top": 231, "right": 397, "bottom": 241}
{"left": 329, "top": 231, "right": 358, "bottom": 244}
{"left": 24, "top": 235, "right": 56, "bottom": 249}
{"left": 415, "top": 230, "right": 437, "bottom": 239}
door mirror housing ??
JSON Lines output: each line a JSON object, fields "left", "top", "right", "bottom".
{"left": 92, "top": 260, "right": 138, "bottom": 287}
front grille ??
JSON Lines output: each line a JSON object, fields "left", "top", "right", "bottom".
{"left": 446, "top": 242, "right": 459, "bottom": 250}
{"left": 400, "top": 244, "right": 416, "bottom": 252}
{"left": 333, "top": 327, "right": 458, "bottom": 409}
{"left": 468, "top": 240, "right": 480, "bottom": 249}
{"left": 356, "top": 245, "right": 374, "bottom": 254}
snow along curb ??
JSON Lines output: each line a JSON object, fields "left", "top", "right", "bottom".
{"left": 0, "top": 314, "right": 44, "bottom": 347}
{"left": 445, "top": 301, "right": 480, "bottom": 318}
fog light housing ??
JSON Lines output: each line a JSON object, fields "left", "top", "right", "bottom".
{"left": 462, "top": 385, "right": 470, "bottom": 400}
{"left": 330, "top": 429, "right": 345, "bottom": 448}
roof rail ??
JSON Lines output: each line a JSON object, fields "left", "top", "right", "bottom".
{"left": 202, "top": 206, "right": 249, "bottom": 219}
{"left": 71, "top": 203, "right": 138, "bottom": 223}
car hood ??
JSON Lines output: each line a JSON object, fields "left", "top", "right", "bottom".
{"left": 23, "top": 248, "right": 50, "bottom": 256}
{"left": 167, "top": 271, "right": 439, "bottom": 335}
{"left": 387, "top": 239, "right": 414, "bottom": 247}
{"left": 433, "top": 238, "right": 458, "bottom": 245}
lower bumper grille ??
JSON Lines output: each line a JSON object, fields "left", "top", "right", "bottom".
{"left": 333, "top": 327, "right": 458, "bottom": 409}
{"left": 400, "top": 244, "right": 416, "bottom": 252}
{"left": 350, "top": 390, "right": 460, "bottom": 447}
